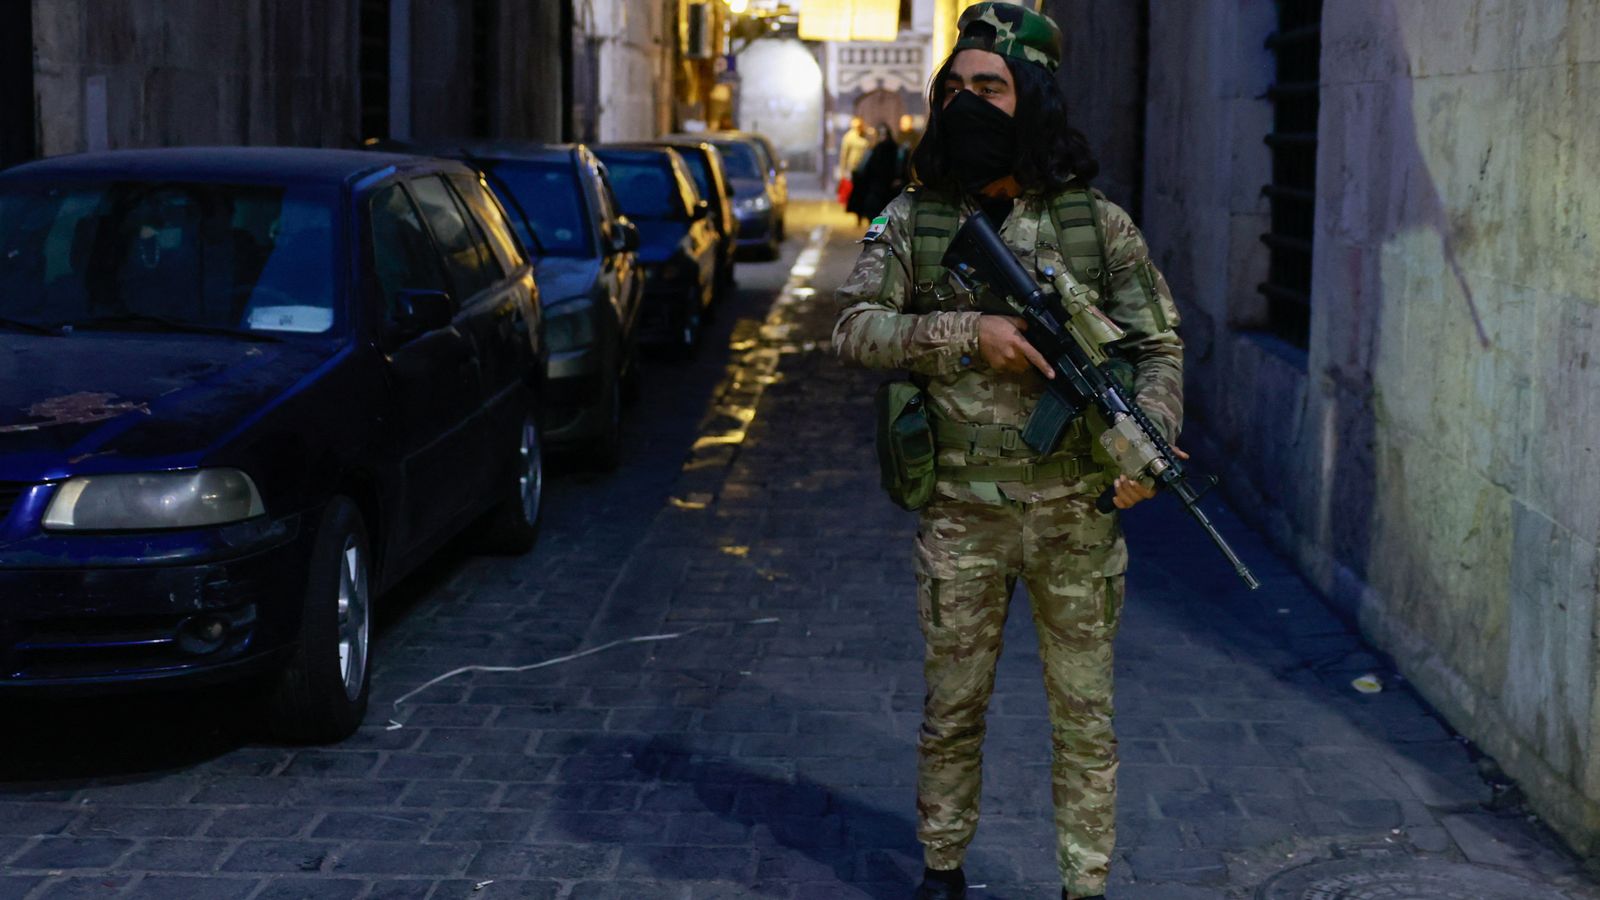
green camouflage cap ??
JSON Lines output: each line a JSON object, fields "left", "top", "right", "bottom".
{"left": 953, "top": 2, "right": 1062, "bottom": 72}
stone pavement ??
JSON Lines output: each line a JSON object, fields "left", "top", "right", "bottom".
{"left": 1, "top": 198, "right": 1597, "bottom": 899}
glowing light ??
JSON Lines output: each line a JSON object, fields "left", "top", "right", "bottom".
{"left": 692, "top": 430, "right": 748, "bottom": 450}
{"left": 726, "top": 0, "right": 749, "bottom": 12}
{"left": 799, "top": 0, "right": 899, "bottom": 41}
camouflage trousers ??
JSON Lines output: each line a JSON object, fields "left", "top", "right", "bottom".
{"left": 912, "top": 489, "right": 1125, "bottom": 896}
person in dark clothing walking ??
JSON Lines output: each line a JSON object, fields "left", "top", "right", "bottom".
{"left": 847, "top": 122, "right": 904, "bottom": 221}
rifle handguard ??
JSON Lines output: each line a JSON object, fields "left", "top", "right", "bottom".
{"left": 1093, "top": 412, "right": 1165, "bottom": 513}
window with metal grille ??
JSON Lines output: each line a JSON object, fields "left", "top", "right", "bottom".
{"left": 358, "top": 0, "right": 391, "bottom": 143}
{"left": 1, "top": 0, "right": 35, "bottom": 166}
{"left": 1258, "top": 0, "right": 1322, "bottom": 348}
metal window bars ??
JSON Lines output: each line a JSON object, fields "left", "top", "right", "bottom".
{"left": 1257, "top": 0, "right": 1323, "bottom": 348}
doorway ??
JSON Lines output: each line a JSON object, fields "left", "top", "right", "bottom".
{"left": 853, "top": 88, "right": 906, "bottom": 140}
{"left": 1, "top": 0, "right": 35, "bottom": 166}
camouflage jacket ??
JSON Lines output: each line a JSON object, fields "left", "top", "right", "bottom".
{"left": 833, "top": 186, "right": 1185, "bottom": 504}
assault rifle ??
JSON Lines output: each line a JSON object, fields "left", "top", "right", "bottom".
{"left": 942, "top": 212, "right": 1260, "bottom": 590}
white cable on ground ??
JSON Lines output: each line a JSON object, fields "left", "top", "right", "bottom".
{"left": 386, "top": 616, "right": 781, "bottom": 722}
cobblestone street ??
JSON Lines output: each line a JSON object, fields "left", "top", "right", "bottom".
{"left": 1, "top": 198, "right": 1597, "bottom": 899}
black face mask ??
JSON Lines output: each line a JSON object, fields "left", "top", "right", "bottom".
{"left": 939, "top": 90, "right": 1018, "bottom": 191}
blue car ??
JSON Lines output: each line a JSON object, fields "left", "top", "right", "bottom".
{"left": 665, "top": 131, "right": 787, "bottom": 261}
{"left": 593, "top": 146, "right": 720, "bottom": 353}
{"left": 452, "top": 144, "right": 645, "bottom": 467}
{"left": 0, "top": 148, "right": 545, "bottom": 742}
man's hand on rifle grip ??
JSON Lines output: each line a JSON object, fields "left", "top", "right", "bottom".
{"left": 978, "top": 315, "right": 1054, "bottom": 378}
{"left": 1112, "top": 446, "right": 1189, "bottom": 510}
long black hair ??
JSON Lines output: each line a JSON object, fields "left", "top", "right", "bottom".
{"left": 911, "top": 52, "right": 1099, "bottom": 196}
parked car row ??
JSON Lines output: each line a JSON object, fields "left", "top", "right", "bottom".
{"left": 0, "top": 131, "right": 788, "bottom": 743}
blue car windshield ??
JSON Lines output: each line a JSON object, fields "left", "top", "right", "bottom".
{"left": 599, "top": 158, "right": 681, "bottom": 220}
{"left": 711, "top": 142, "right": 761, "bottom": 180}
{"left": 677, "top": 152, "right": 712, "bottom": 198}
{"left": 0, "top": 180, "right": 341, "bottom": 335}
{"left": 480, "top": 161, "right": 593, "bottom": 258}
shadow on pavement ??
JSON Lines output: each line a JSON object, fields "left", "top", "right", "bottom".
{"left": 551, "top": 732, "right": 920, "bottom": 899}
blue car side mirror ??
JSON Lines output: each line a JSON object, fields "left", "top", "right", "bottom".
{"left": 612, "top": 220, "right": 641, "bottom": 253}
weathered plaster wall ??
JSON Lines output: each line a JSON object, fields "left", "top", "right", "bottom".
{"left": 1145, "top": 0, "right": 1600, "bottom": 853}
{"left": 1322, "top": 0, "right": 1600, "bottom": 853}
{"left": 30, "top": 0, "right": 360, "bottom": 155}
{"left": 584, "top": 0, "right": 675, "bottom": 141}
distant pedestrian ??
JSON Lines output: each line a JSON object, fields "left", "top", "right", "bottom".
{"left": 837, "top": 117, "right": 873, "bottom": 216}
{"left": 896, "top": 113, "right": 922, "bottom": 187}
{"left": 846, "top": 123, "right": 901, "bottom": 221}
{"left": 833, "top": 4, "right": 1185, "bottom": 899}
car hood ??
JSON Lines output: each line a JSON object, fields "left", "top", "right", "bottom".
{"left": 533, "top": 255, "right": 603, "bottom": 305}
{"left": 632, "top": 219, "right": 690, "bottom": 264}
{"left": 0, "top": 334, "right": 343, "bottom": 479}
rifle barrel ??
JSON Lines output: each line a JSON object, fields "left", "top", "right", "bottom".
{"left": 1184, "top": 500, "right": 1261, "bottom": 590}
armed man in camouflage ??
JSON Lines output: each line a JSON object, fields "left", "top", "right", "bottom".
{"left": 832, "top": 4, "right": 1184, "bottom": 898}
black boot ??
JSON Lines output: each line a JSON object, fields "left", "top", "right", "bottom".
{"left": 914, "top": 866, "right": 966, "bottom": 899}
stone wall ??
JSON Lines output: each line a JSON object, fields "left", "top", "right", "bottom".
{"left": 30, "top": 0, "right": 361, "bottom": 155}
{"left": 26, "top": 0, "right": 565, "bottom": 156}
{"left": 405, "top": 0, "right": 566, "bottom": 142}
{"left": 1143, "top": 0, "right": 1600, "bottom": 854}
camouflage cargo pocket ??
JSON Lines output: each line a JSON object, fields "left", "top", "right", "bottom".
{"left": 1103, "top": 574, "right": 1125, "bottom": 633}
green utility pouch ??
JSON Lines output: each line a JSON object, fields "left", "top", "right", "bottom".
{"left": 875, "top": 381, "right": 937, "bottom": 511}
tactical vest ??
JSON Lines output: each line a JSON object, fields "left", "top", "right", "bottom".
{"left": 906, "top": 184, "right": 1109, "bottom": 312}
{"left": 901, "top": 184, "right": 1127, "bottom": 487}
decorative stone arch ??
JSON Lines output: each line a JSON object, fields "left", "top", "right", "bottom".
{"left": 853, "top": 88, "right": 906, "bottom": 138}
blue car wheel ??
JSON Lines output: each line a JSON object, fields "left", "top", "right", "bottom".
{"left": 480, "top": 406, "right": 544, "bottom": 554}
{"left": 264, "top": 496, "right": 372, "bottom": 743}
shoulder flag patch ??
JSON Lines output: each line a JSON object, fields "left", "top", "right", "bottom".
{"left": 861, "top": 215, "right": 889, "bottom": 243}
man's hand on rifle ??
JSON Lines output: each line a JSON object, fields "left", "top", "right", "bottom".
{"left": 978, "top": 315, "right": 1055, "bottom": 378}
{"left": 1112, "top": 445, "right": 1189, "bottom": 509}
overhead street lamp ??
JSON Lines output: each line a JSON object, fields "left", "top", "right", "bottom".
{"left": 797, "top": 0, "right": 900, "bottom": 42}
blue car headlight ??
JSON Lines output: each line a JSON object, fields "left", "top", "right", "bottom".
{"left": 544, "top": 298, "right": 597, "bottom": 353}
{"left": 735, "top": 195, "right": 772, "bottom": 215}
{"left": 43, "top": 469, "right": 266, "bottom": 531}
